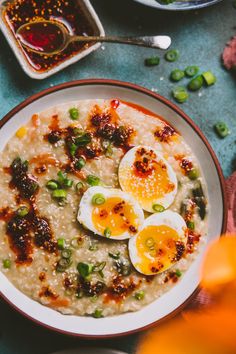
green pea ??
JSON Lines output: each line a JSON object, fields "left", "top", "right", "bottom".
{"left": 69, "top": 108, "right": 79, "bottom": 120}
{"left": 134, "top": 291, "right": 145, "bottom": 300}
{"left": 3, "top": 259, "right": 11, "bottom": 269}
{"left": 188, "top": 168, "right": 199, "bottom": 180}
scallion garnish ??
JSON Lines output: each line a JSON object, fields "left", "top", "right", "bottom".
{"left": 69, "top": 107, "right": 79, "bottom": 120}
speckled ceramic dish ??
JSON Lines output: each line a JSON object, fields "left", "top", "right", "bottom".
{"left": 133, "top": 0, "right": 223, "bottom": 11}
{"left": 0, "top": 80, "right": 227, "bottom": 338}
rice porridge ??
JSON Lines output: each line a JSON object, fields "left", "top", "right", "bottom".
{"left": 0, "top": 99, "right": 208, "bottom": 317}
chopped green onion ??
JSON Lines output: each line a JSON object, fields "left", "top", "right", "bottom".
{"left": 134, "top": 291, "right": 145, "bottom": 300}
{"left": 90, "top": 295, "right": 98, "bottom": 303}
{"left": 165, "top": 49, "right": 179, "bottom": 62}
{"left": 202, "top": 71, "right": 216, "bottom": 86}
{"left": 57, "top": 171, "right": 67, "bottom": 184}
{"left": 77, "top": 262, "right": 94, "bottom": 279}
{"left": 172, "top": 86, "right": 189, "bottom": 103}
{"left": 187, "top": 168, "right": 199, "bottom": 180}
{"left": 76, "top": 182, "right": 84, "bottom": 191}
{"left": 185, "top": 66, "right": 199, "bottom": 77}
{"left": 69, "top": 107, "right": 79, "bottom": 120}
{"left": 93, "top": 261, "right": 106, "bottom": 273}
{"left": 104, "top": 227, "right": 111, "bottom": 238}
{"left": 46, "top": 180, "right": 59, "bottom": 190}
{"left": 187, "top": 221, "right": 195, "bottom": 230}
{"left": 114, "top": 258, "right": 132, "bottom": 276}
{"left": 71, "top": 237, "right": 83, "bottom": 248}
{"left": 61, "top": 249, "right": 72, "bottom": 259}
{"left": 108, "top": 251, "right": 120, "bottom": 260}
{"left": 56, "top": 258, "right": 72, "bottom": 272}
{"left": 57, "top": 238, "right": 66, "bottom": 250}
{"left": 52, "top": 189, "right": 67, "bottom": 199}
{"left": 214, "top": 122, "right": 230, "bottom": 138}
{"left": 89, "top": 243, "right": 98, "bottom": 251}
{"left": 75, "top": 157, "right": 86, "bottom": 170}
{"left": 92, "top": 193, "right": 106, "bottom": 205}
{"left": 102, "top": 141, "right": 113, "bottom": 157}
{"left": 75, "top": 133, "right": 91, "bottom": 146}
{"left": 58, "top": 198, "right": 67, "bottom": 207}
{"left": 73, "top": 127, "right": 84, "bottom": 136}
{"left": 144, "top": 56, "right": 160, "bottom": 66}
{"left": 69, "top": 143, "right": 77, "bottom": 156}
{"left": 170, "top": 69, "right": 184, "bottom": 82}
{"left": 16, "top": 206, "right": 29, "bottom": 217}
{"left": 92, "top": 309, "right": 103, "bottom": 318}
{"left": 63, "top": 179, "right": 73, "bottom": 188}
{"left": 175, "top": 269, "right": 182, "bottom": 277}
{"left": 188, "top": 75, "right": 203, "bottom": 91}
{"left": 152, "top": 204, "right": 165, "bottom": 212}
{"left": 3, "top": 259, "right": 11, "bottom": 269}
{"left": 86, "top": 175, "right": 100, "bottom": 186}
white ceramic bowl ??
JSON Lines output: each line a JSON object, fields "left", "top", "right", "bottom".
{"left": 133, "top": 0, "right": 223, "bottom": 11}
{"left": 0, "top": 0, "right": 104, "bottom": 79}
{"left": 0, "top": 79, "right": 227, "bottom": 337}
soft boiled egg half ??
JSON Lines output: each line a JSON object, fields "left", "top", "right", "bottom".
{"left": 118, "top": 145, "right": 177, "bottom": 213}
{"left": 128, "top": 210, "right": 187, "bottom": 275}
{"left": 77, "top": 186, "right": 144, "bottom": 240}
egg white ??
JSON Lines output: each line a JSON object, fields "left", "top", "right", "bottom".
{"left": 77, "top": 186, "right": 144, "bottom": 240}
{"left": 118, "top": 145, "right": 178, "bottom": 212}
{"left": 128, "top": 210, "right": 187, "bottom": 275}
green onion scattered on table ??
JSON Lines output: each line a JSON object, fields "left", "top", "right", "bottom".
{"left": 185, "top": 66, "right": 199, "bottom": 77}
{"left": 188, "top": 75, "right": 204, "bottom": 91}
{"left": 170, "top": 69, "right": 185, "bottom": 82}
{"left": 165, "top": 49, "right": 179, "bottom": 62}
{"left": 214, "top": 122, "right": 230, "bottom": 138}
{"left": 172, "top": 86, "right": 189, "bottom": 103}
{"left": 144, "top": 56, "right": 160, "bottom": 66}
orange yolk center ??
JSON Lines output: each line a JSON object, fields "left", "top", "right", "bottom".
{"left": 92, "top": 197, "right": 138, "bottom": 236}
{"left": 136, "top": 225, "right": 181, "bottom": 274}
{"left": 120, "top": 151, "right": 175, "bottom": 209}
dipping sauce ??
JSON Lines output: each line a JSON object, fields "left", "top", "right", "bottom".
{"left": 16, "top": 21, "right": 66, "bottom": 54}
{"left": 3, "top": 0, "right": 98, "bottom": 72}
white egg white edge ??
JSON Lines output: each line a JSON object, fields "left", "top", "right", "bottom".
{"left": 77, "top": 186, "right": 145, "bottom": 240}
{"left": 128, "top": 210, "right": 187, "bottom": 275}
{"left": 118, "top": 145, "right": 178, "bottom": 212}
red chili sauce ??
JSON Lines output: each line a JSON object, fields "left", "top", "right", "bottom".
{"left": 3, "top": 0, "right": 98, "bottom": 72}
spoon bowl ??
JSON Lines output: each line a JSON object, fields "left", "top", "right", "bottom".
{"left": 16, "top": 20, "right": 171, "bottom": 55}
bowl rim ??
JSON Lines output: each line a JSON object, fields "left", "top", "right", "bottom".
{"left": 132, "top": 0, "right": 223, "bottom": 11}
{"left": 0, "top": 79, "right": 228, "bottom": 338}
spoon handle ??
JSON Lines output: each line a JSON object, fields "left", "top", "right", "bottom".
{"left": 70, "top": 35, "right": 171, "bottom": 50}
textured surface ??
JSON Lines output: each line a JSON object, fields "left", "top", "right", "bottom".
{"left": 0, "top": 0, "right": 235, "bottom": 354}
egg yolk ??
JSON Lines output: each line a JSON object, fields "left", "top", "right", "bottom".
{"left": 92, "top": 197, "right": 139, "bottom": 236}
{"left": 136, "top": 225, "right": 185, "bottom": 275}
{"left": 119, "top": 149, "right": 175, "bottom": 209}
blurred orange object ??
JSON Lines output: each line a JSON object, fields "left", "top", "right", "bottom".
{"left": 136, "top": 235, "right": 236, "bottom": 354}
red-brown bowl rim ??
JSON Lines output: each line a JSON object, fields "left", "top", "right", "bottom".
{"left": 0, "top": 79, "right": 228, "bottom": 339}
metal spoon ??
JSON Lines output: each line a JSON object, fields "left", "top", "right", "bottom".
{"left": 16, "top": 20, "right": 171, "bottom": 55}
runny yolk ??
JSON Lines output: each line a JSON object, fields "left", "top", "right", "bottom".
{"left": 92, "top": 197, "right": 138, "bottom": 236}
{"left": 119, "top": 160, "right": 175, "bottom": 210}
{"left": 136, "top": 225, "right": 182, "bottom": 275}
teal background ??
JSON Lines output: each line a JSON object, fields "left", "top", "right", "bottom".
{"left": 0, "top": 0, "right": 235, "bottom": 353}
